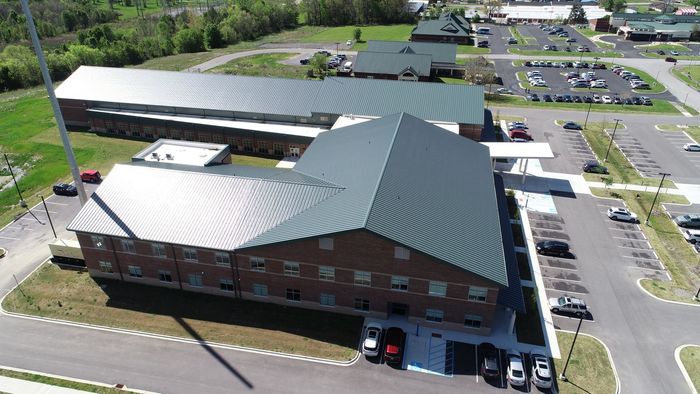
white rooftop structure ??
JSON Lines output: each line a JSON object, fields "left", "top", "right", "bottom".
{"left": 332, "top": 114, "right": 460, "bottom": 134}
{"left": 132, "top": 139, "right": 230, "bottom": 167}
{"left": 481, "top": 142, "right": 554, "bottom": 159}
{"left": 494, "top": 4, "right": 611, "bottom": 21}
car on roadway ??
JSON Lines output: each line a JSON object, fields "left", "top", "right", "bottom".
{"left": 362, "top": 323, "right": 382, "bottom": 357}
{"left": 665, "top": 57, "right": 677, "bottom": 62}
{"left": 563, "top": 121, "right": 582, "bottom": 130}
{"left": 549, "top": 295, "right": 588, "bottom": 316}
{"left": 683, "top": 143, "right": 700, "bottom": 152}
{"left": 480, "top": 343, "right": 500, "bottom": 380}
{"left": 674, "top": 214, "right": 700, "bottom": 229}
{"left": 506, "top": 351, "right": 526, "bottom": 387}
{"left": 384, "top": 327, "right": 405, "bottom": 365}
{"left": 582, "top": 160, "right": 608, "bottom": 174}
{"left": 607, "top": 207, "right": 638, "bottom": 223}
{"left": 497, "top": 87, "right": 513, "bottom": 94}
{"left": 657, "top": 50, "right": 665, "bottom": 55}
{"left": 682, "top": 229, "right": 700, "bottom": 244}
{"left": 536, "top": 240, "right": 569, "bottom": 256}
{"left": 530, "top": 353, "right": 553, "bottom": 389}
{"left": 53, "top": 183, "right": 78, "bottom": 197}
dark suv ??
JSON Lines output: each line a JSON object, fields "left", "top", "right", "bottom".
{"left": 536, "top": 240, "right": 570, "bottom": 257}
{"left": 582, "top": 160, "right": 608, "bottom": 174}
{"left": 674, "top": 214, "right": 700, "bottom": 229}
{"left": 384, "top": 327, "right": 405, "bottom": 365}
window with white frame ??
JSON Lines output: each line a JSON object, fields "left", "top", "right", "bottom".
{"left": 320, "top": 293, "right": 335, "bottom": 307}
{"left": 286, "top": 288, "right": 301, "bottom": 302}
{"left": 127, "top": 265, "right": 142, "bottom": 278}
{"left": 464, "top": 314, "right": 482, "bottom": 328}
{"left": 220, "top": 279, "right": 234, "bottom": 292}
{"left": 158, "top": 270, "right": 172, "bottom": 282}
{"left": 121, "top": 239, "right": 136, "bottom": 253}
{"left": 391, "top": 276, "right": 409, "bottom": 291}
{"left": 429, "top": 281, "right": 447, "bottom": 297}
{"left": 354, "top": 271, "right": 371, "bottom": 287}
{"left": 319, "top": 237, "right": 334, "bottom": 250}
{"left": 250, "top": 257, "right": 265, "bottom": 272}
{"left": 215, "top": 252, "right": 231, "bottom": 267}
{"left": 468, "top": 286, "right": 488, "bottom": 302}
{"left": 91, "top": 235, "right": 105, "bottom": 249}
{"left": 394, "top": 246, "right": 410, "bottom": 260}
{"left": 318, "top": 266, "right": 335, "bottom": 281}
{"left": 253, "top": 283, "right": 268, "bottom": 297}
{"left": 188, "top": 274, "right": 203, "bottom": 287}
{"left": 98, "top": 261, "right": 113, "bottom": 274}
{"left": 152, "top": 243, "right": 167, "bottom": 258}
{"left": 183, "top": 248, "right": 198, "bottom": 262}
{"left": 426, "top": 309, "right": 444, "bottom": 323}
{"left": 354, "top": 298, "right": 370, "bottom": 312}
{"left": 284, "top": 261, "right": 300, "bottom": 277}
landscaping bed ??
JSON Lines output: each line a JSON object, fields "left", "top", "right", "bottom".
{"left": 516, "top": 253, "right": 532, "bottom": 281}
{"left": 487, "top": 94, "right": 680, "bottom": 114}
{"left": 680, "top": 346, "right": 700, "bottom": 391}
{"left": 514, "top": 286, "right": 545, "bottom": 346}
{"left": 507, "top": 48, "right": 622, "bottom": 58}
{"left": 553, "top": 331, "right": 617, "bottom": 394}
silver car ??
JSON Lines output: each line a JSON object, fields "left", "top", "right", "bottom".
{"left": 684, "top": 143, "right": 700, "bottom": 152}
{"left": 362, "top": 323, "right": 382, "bottom": 357}
{"left": 549, "top": 295, "right": 587, "bottom": 316}
{"left": 531, "top": 353, "right": 553, "bottom": 389}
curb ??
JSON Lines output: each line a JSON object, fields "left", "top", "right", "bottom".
{"left": 674, "top": 344, "right": 699, "bottom": 394}
{"left": 0, "top": 262, "right": 361, "bottom": 368}
{"left": 555, "top": 329, "right": 621, "bottom": 394}
{"left": 636, "top": 278, "right": 700, "bottom": 308}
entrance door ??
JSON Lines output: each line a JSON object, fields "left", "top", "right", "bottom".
{"left": 289, "top": 146, "right": 300, "bottom": 157}
{"left": 389, "top": 302, "right": 409, "bottom": 317}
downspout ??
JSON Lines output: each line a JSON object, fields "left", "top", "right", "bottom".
{"left": 233, "top": 253, "right": 242, "bottom": 299}
{"left": 228, "top": 251, "right": 239, "bottom": 298}
{"left": 170, "top": 244, "right": 184, "bottom": 290}
{"left": 108, "top": 236, "right": 124, "bottom": 281}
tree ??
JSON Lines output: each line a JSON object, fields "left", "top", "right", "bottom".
{"left": 204, "top": 23, "right": 224, "bottom": 49}
{"left": 173, "top": 28, "right": 205, "bottom": 53}
{"left": 353, "top": 27, "right": 362, "bottom": 42}
{"left": 463, "top": 56, "right": 497, "bottom": 85}
{"left": 689, "top": 0, "right": 700, "bottom": 10}
{"left": 309, "top": 53, "right": 327, "bottom": 78}
{"left": 567, "top": 4, "right": 587, "bottom": 24}
{"left": 472, "top": 13, "right": 481, "bottom": 23}
{"left": 603, "top": 0, "right": 627, "bottom": 12}
{"left": 483, "top": 0, "right": 503, "bottom": 20}
{"left": 692, "top": 23, "right": 700, "bottom": 41}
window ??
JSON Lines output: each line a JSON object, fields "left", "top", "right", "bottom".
{"left": 152, "top": 243, "right": 167, "bottom": 258}
{"left": 220, "top": 279, "right": 234, "bottom": 292}
{"left": 250, "top": 257, "right": 265, "bottom": 272}
{"left": 183, "top": 248, "right": 198, "bottom": 262}
{"left": 128, "top": 265, "right": 142, "bottom": 278}
{"left": 354, "top": 271, "right": 371, "bottom": 287}
{"left": 429, "top": 281, "right": 447, "bottom": 297}
{"left": 468, "top": 287, "right": 488, "bottom": 302}
{"left": 426, "top": 309, "right": 444, "bottom": 323}
{"left": 253, "top": 283, "right": 268, "bottom": 297}
{"left": 212, "top": 134, "right": 224, "bottom": 144}
{"left": 319, "top": 266, "right": 335, "bottom": 281}
{"left": 320, "top": 116, "right": 329, "bottom": 122}
{"left": 464, "top": 314, "right": 482, "bottom": 328}
{"left": 215, "top": 252, "right": 231, "bottom": 267}
{"left": 98, "top": 261, "right": 113, "bottom": 274}
{"left": 188, "top": 274, "right": 203, "bottom": 287}
{"left": 243, "top": 139, "right": 253, "bottom": 152}
{"left": 391, "top": 276, "right": 409, "bottom": 291}
{"left": 284, "top": 261, "right": 300, "bottom": 277}
{"left": 158, "top": 270, "right": 172, "bottom": 282}
{"left": 257, "top": 141, "right": 268, "bottom": 154}
{"left": 286, "top": 288, "right": 301, "bottom": 302}
{"left": 319, "top": 237, "right": 334, "bottom": 250}
{"left": 394, "top": 246, "right": 410, "bottom": 260}
{"left": 273, "top": 143, "right": 284, "bottom": 156}
{"left": 91, "top": 235, "right": 105, "bottom": 249}
{"left": 121, "top": 239, "right": 136, "bottom": 253}
{"left": 354, "top": 298, "right": 370, "bottom": 312}
{"left": 320, "top": 293, "right": 335, "bottom": 307}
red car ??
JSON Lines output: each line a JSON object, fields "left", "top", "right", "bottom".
{"left": 509, "top": 130, "right": 533, "bottom": 142}
{"left": 80, "top": 169, "right": 102, "bottom": 183}
{"left": 383, "top": 327, "right": 405, "bottom": 365}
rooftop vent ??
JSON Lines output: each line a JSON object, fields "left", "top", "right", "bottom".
{"left": 165, "top": 153, "right": 174, "bottom": 160}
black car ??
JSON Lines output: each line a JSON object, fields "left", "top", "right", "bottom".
{"left": 657, "top": 50, "right": 665, "bottom": 55}
{"left": 479, "top": 343, "right": 500, "bottom": 380}
{"left": 528, "top": 93, "right": 540, "bottom": 101}
{"left": 632, "top": 96, "right": 643, "bottom": 105}
{"left": 566, "top": 62, "right": 574, "bottom": 67}
{"left": 543, "top": 94, "right": 553, "bottom": 102}
{"left": 536, "top": 240, "right": 570, "bottom": 257}
{"left": 613, "top": 96, "right": 622, "bottom": 104}
{"left": 563, "top": 121, "right": 582, "bottom": 130}
{"left": 299, "top": 58, "right": 310, "bottom": 65}
{"left": 582, "top": 160, "right": 608, "bottom": 174}
{"left": 53, "top": 183, "right": 78, "bottom": 196}
{"left": 477, "top": 40, "right": 489, "bottom": 48}
{"left": 563, "top": 94, "right": 573, "bottom": 103}
{"left": 573, "top": 95, "right": 583, "bottom": 103}
{"left": 524, "top": 61, "right": 532, "bottom": 67}
{"left": 624, "top": 97, "right": 634, "bottom": 105}
{"left": 316, "top": 50, "right": 331, "bottom": 56}
{"left": 554, "top": 94, "right": 564, "bottom": 102}
{"left": 583, "top": 96, "right": 593, "bottom": 103}
{"left": 508, "top": 37, "right": 518, "bottom": 44}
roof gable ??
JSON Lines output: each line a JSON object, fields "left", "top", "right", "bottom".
{"left": 367, "top": 40, "right": 458, "bottom": 64}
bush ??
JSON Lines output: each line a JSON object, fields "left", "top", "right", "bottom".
{"left": 173, "top": 28, "right": 205, "bottom": 53}
{"left": 204, "top": 23, "right": 224, "bottom": 49}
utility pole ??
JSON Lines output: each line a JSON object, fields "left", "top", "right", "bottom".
{"left": 4, "top": 153, "right": 26, "bottom": 208}
{"left": 604, "top": 119, "right": 622, "bottom": 162}
{"left": 559, "top": 314, "right": 584, "bottom": 382}
{"left": 584, "top": 88, "right": 594, "bottom": 129}
{"left": 20, "top": 0, "right": 88, "bottom": 205}
{"left": 645, "top": 172, "right": 671, "bottom": 226}
{"left": 41, "top": 195, "right": 57, "bottom": 239}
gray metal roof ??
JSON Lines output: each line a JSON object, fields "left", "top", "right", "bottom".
{"left": 353, "top": 52, "right": 432, "bottom": 77}
{"left": 316, "top": 77, "right": 484, "bottom": 125}
{"left": 412, "top": 20, "right": 471, "bottom": 38}
{"left": 366, "top": 40, "right": 457, "bottom": 64}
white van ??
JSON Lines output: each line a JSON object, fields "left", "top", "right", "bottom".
{"left": 342, "top": 61, "right": 353, "bottom": 72}
{"left": 476, "top": 27, "right": 491, "bottom": 35}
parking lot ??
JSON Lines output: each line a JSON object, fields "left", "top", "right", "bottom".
{"left": 606, "top": 124, "right": 666, "bottom": 178}
{"left": 656, "top": 128, "right": 700, "bottom": 175}
{"left": 517, "top": 24, "right": 596, "bottom": 53}
{"left": 473, "top": 24, "right": 511, "bottom": 55}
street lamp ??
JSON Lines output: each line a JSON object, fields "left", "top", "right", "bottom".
{"left": 559, "top": 314, "right": 584, "bottom": 382}
{"left": 584, "top": 86, "right": 594, "bottom": 129}
{"left": 593, "top": 56, "right": 600, "bottom": 66}
{"left": 694, "top": 287, "right": 700, "bottom": 301}
{"left": 645, "top": 172, "right": 671, "bottom": 226}
{"left": 604, "top": 119, "right": 622, "bottom": 162}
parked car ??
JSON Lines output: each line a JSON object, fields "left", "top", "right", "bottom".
{"left": 607, "top": 207, "right": 638, "bottom": 223}
{"left": 510, "top": 130, "right": 533, "bottom": 142}
{"left": 536, "top": 240, "right": 569, "bottom": 256}
{"left": 497, "top": 88, "right": 513, "bottom": 94}
{"left": 613, "top": 96, "right": 623, "bottom": 104}
{"left": 582, "top": 160, "right": 608, "bottom": 174}
{"left": 80, "top": 169, "right": 102, "bottom": 183}
{"left": 583, "top": 95, "right": 593, "bottom": 103}
{"left": 477, "top": 40, "right": 489, "bottom": 48}
{"left": 299, "top": 57, "right": 310, "bottom": 65}
{"left": 593, "top": 94, "right": 602, "bottom": 103}
{"left": 641, "top": 96, "right": 653, "bottom": 105}
{"left": 573, "top": 95, "right": 583, "bottom": 103}
{"left": 657, "top": 50, "right": 665, "bottom": 55}
{"left": 601, "top": 95, "right": 613, "bottom": 104}
{"left": 563, "top": 121, "right": 582, "bottom": 130}
{"left": 507, "top": 37, "right": 518, "bottom": 44}
{"left": 674, "top": 214, "right": 700, "bottom": 229}
{"left": 362, "top": 323, "right": 382, "bottom": 357}
{"left": 508, "top": 122, "right": 528, "bottom": 130}
{"left": 480, "top": 343, "right": 500, "bottom": 380}
{"left": 532, "top": 80, "right": 547, "bottom": 87}
{"left": 506, "top": 351, "right": 526, "bottom": 387}
{"left": 53, "top": 183, "right": 78, "bottom": 196}
{"left": 384, "top": 327, "right": 405, "bottom": 364}
{"left": 527, "top": 93, "right": 540, "bottom": 101}
{"left": 543, "top": 94, "right": 553, "bottom": 102}
{"left": 549, "top": 295, "right": 588, "bottom": 316}
{"left": 524, "top": 61, "right": 532, "bottom": 67}
{"left": 566, "top": 37, "right": 577, "bottom": 43}
{"left": 682, "top": 229, "right": 700, "bottom": 244}
{"left": 530, "top": 353, "right": 553, "bottom": 389}
{"left": 683, "top": 143, "right": 700, "bottom": 152}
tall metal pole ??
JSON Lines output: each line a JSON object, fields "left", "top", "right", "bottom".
{"left": 559, "top": 314, "right": 584, "bottom": 382}
{"left": 584, "top": 94, "right": 593, "bottom": 129}
{"left": 20, "top": 0, "right": 87, "bottom": 205}
{"left": 646, "top": 172, "right": 670, "bottom": 226}
{"left": 41, "top": 195, "right": 57, "bottom": 239}
{"left": 4, "top": 153, "right": 26, "bottom": 208}
{"left": 604, "top": 119, "right": 621, "bottom": 162}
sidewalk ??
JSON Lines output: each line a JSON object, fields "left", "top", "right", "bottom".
{"left": 586, "top": 181, "right": 687, "bottom": 196}
{"left": 0, "top": 375, "right": 94, "bottom": 394}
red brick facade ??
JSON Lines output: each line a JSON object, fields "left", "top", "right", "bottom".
{"left": 411, "top": 34, "right": 471, "bottom": 45}
{"left": 77, "top": 230, "right": 501, "bottom": 335}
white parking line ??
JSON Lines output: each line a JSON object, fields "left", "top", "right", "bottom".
{"left": 0, "top": 236, "right": 19, "bottom": 240}
{"left": 544, "top": 287, "right": 587, "bottom": 295}
{"left": 611, "top": 236, "right": 645, "bottom": 241}
{"left": 626, "top": 265, "right": 664, "bottom": 273}
{"left": 541, "top": 264, "right": 578, "bottom": 271}
{"left": 607, "top": 226, "right": 637, "bottom": 231}
{"left": 621, "top": 255, "right": 660, "bottom": 261}
{"left": 44, "top": 201, "right": 69, "bottom": 206}
{"left": 541, "top": 275, "right": 582, "bottom": 283}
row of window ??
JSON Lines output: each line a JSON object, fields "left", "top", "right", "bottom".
{"left": 116, "top": 263, "right": 235, "bottom": 292}
{"left": 92, "top": 236, "right": 232, "bottom": 267}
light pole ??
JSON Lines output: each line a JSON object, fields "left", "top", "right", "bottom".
{"left": 684, "top": 92, "right": 690, "bottom": 107}
{"left": 559, "top": 314, "right": 584, "bottom": 382}
{"left": 694, "top": 287, "right": 700, "bottom": 301}
{"left": 40, "top": 195, "right": 57, "bottom": 239}
{"left": 4, "top": 153, "right": 26, "bottom": 208}
{"left": 584, "top": 87, "right": 594, "bottom": 129}
{"left": 593, "top": 56, "right": 600, "bottom": 67}
{"left": 604, "top": 119, "right": 622, "bottom": 162}
{"left": 645, "top": 172, "right": 671, "bottom": 226}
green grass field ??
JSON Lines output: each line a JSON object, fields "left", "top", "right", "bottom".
{"left": 207, "top": 53, "right": 311, "bottom": 79}
{"left": 681, "top": 346, "right": 700, "bottom": 391}
{"left": 487, "top": 94, "right": 680, "bottom": 114}
{"left": 508, "top": 48, "right": 622, "bottom": 58}
{"left": 673, "top": 65, "right": 700, "bottom": 91}
{"left": 301, "top": 24, "right": 414, "bottom": 51}
{"left": 509, "top": 26, "right": 537, "bottom": 46}
{"left": 657, "top": 124, "right": 700, "bottom": 143}
{"left": 574, "top": 27, "right": 609, "bottom": 38}
{"left": 636, "top": 43, "right": 691, "bottom": 52}
{"left": 439, "top": 77, "right": 468, "bottom": 84}
{"left": 456, "top": 46, "right": 491, "bottom": 54}
{"left": 554, "top": 331, "right": 617, "bottom": 394}
{"left": 0, "top": 368, "right": 133, "bottom": 393}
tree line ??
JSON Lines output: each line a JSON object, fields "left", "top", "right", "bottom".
{"left": 302, "top": 0, "right": 414, "bottom": 26}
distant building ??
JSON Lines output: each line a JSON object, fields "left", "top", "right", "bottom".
{"left": 490, "top": 4, "right": 611, "bottom": 24}
{"left": 613, "top": 13, "right": 700, "bottom": 40}
{"left": 411, "top": 12, "right": 472, "bottom": 45}
{"left": 589, "top": 16, "right": 611, "bottom": 32}
{"left": 353, "top": 41, "right": 464, "bottom": 79}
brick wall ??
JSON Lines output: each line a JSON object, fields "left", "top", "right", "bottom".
{"left": 58, "top": 99, "right": 89, "bottom": 128}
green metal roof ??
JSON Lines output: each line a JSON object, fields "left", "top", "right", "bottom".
{"left": 367, "top": 40, "right": 458, "bottom": 64}
{"left": 613, "top": 12, "right": 700, "bottom": 23}
{"left": 353, "top": 52, "right": 432, "bottom": 77}
{"left": 627, "top": 21, "right": 698, "bottom": 32}
{"left": 412, "top": 19, "right": 471, "bottom": 37}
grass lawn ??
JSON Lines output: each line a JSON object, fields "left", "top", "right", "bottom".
{"left": 232, "top": 155, "right": 280, "bottom": 167}
{"left": 3, "top": 263, "right": 362, "bottom": 361}
{"left": 301, "top": 24, "right": 414, "bottom": 51}
{"left": 507, "top": 48, "right": 622, "bottom": 58}
{"left": 439, "top": 77, "right": 468, "bottom": 84}
{"left": 680, "top": 346, "right": 700, "bottom": 391}
{"left": 673, "top": 65, "right": 700, "bottom": 91}
{"left": 207, "top": 53, "right": 311, "bottom": 79}
{"left": 590, "top": 188, "right": 698, "bottom": 303}
{"left": 0, "top": 88, "right": 149, "bottom": 227}
{"left": 0, "top": 368, "right": 133, "bottom": 394}
{"left": 95, "top": 0, "right": 163, "bottom": 20}
{"left": 594, "top": 40, "right": 615, "bottom": 50}
{"left": 579, "top": 121, "right": 677, "bottom": 187}
{"left": 456, "top": 46, "right": 491, "bottom": 54}
{"left": 487, "top": 94, "right": 680, "bottom": 114}
{"left": 554, "top": 331, "right": 617, "bottom": 394}
{"left": 574, "top": 27, "right": 608, "bottom": 38}
{"left": 636, "top": 43, "right": 691, "bottom": 52}
{"left": 509, "top": 26, "right": 537, "bottom": 46}
{"left": 515, "top": 287, "right": 545, "bottom": 346}
{"left": 656, "top": 124, "right": 700, "bottom": 143}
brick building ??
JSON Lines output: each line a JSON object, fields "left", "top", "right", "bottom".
{"left": 67, "top": 113, "right": 524, "bottom": 334}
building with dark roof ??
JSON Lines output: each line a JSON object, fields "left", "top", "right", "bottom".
{"left": 56, "top": 66, "right": 487, "bottom": 157}
{"left": 612, "top": 12, "right": 700, "bottom": 40}
{"left": 363, "top": 40, "right": 464, "bottom": 77}
{"left": 352, "top": 52, "right": 432, "bottom": 81}
{"left": 411, "top": 12, "right": 472, "bottom": 45}
{"left": 68, "top": 113, "right": 524, "bottom": 334}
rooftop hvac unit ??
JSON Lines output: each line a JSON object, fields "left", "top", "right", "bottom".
{"left": 165, "top": 153, "right": 174, "bottom": 160}
{"left": 151, "top": 152, "right": 160, "bottom": 161}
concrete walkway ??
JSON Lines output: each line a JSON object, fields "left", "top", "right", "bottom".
{"left": 0, "top": 375, "right": 94, "bottom": 393}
